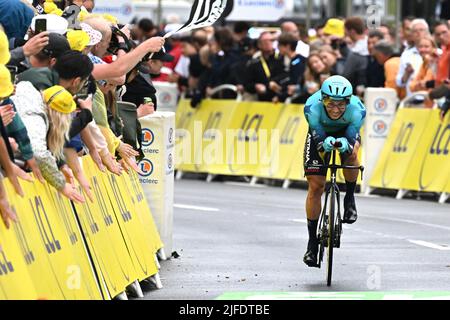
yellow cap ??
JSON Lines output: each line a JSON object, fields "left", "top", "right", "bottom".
{"left": 66, "top": 29, "right": 90, "bottom": 51}
{"left": 0, "top": 29, "right": 10, "bottom": 65}
{"left": 44, "top": 1, "right": 58, "bottom": 14}
{"left": 78, "top": 10, "right": 90, "bottom": 22}
{"left": 0, "top": 65, "right": 14, "bottom": 99}
{"left": 323, "top": 18, "right": 345, "bottom": 38}
{"left": 43, "top": 85, "right": 76, "bottom": 114}
{"left": 102, "top": 14, "right": 119, "bottom": 25}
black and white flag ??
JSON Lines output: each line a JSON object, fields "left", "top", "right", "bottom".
{"left": 164, "top": 0, "right": 230, "bottom": 38}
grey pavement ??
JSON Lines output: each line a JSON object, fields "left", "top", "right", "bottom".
{"left": 143, "top": 178, "right": 450, "bottom": 300}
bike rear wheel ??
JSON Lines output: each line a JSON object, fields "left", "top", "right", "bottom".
{"left": 326, "top": 185, "right": 336, "bottom": 287}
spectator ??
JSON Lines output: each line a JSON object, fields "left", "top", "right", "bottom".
{"left": 233, "top": 21, "right": 251, "bottom": 43}
{"left": 243, "top": 31, "right": 284, "bottom": 102}
{"left": 400, "top": 16, "right": 416, "bottom": 52}
{"left": 344, "top": 17, "right": 369, "bottom": 56}
{"left": 396, "top": 19, "right": 430, "bottom": 97}
{"left": 204, "top": 27, "right": 240, "bottom": 98}
{"left": 280, "top": 21, "right": 310, "bottom": 58}
{"left": 297, "top": 52, "right": 330, "bottom": 103}
{"left": 133, "top": 18, "right": 157, "bottom": 44}
{"left": 28, "top": 33, "right": 71, "bottom": 69}
{"left": 410, "top": 37, "right": 439, "bottom": 108}
{"left": 378, "top": 23, "right": 395, "bottom": 45}
{"left": 12, "top": 81, "right": 84, "bottom": 203}
{"left": 366, "top": 30, "right": 385, "bottom": 88}
{"left": 276, "top": 33, "right": 306, "bottom": 102}
{"left": 319, "top": 45, "right": 345, "bottom": 76}
{"left": 153, "top": 23, "right": 184, "bottom": 82}
{"left": 123, "top": 48, "right": 174, "bottom": 116}
{"left": 373, "top": 41, "right": 405, "bottom": 99}
{"left": 434, "top": 21, "right": 450, "bottom": 87}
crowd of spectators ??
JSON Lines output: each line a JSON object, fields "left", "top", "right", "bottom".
{"left": 0, "top": 0, "right": 166, "bottom": 228}
{"left": 0, "top": 0, "right": 449, "bottom": 228}
{"left": 147, "top": 15, "right": 450, "bottom": 116}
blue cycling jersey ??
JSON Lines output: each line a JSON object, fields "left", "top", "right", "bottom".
{"left": 304, "top": 90, "right": 366, "bottom": 146}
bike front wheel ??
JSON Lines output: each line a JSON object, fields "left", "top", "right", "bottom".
{"left": 326, "top": 184, "right": 336, "bottom": 287}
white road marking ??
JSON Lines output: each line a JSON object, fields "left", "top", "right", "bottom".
{"left": 174, "top": 204, "right": 220, "bottom": 212}
{"left": 362, "top": 215, "right": 450, "bottom": 232}
{"left": 224, "top": 182, "right": 268, "bottom": 188}
{"left": 290, "top": 219, "right": 307, "bottom": 224}
{"left": 408, "top": 240, "right": 450, "bottom": 251}
{"left": 292, "top": 219, "right": 450, "bottom": 251}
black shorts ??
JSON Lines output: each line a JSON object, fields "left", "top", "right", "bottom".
{"left": 303, "top": 129, "right": 360, "bottom": 177}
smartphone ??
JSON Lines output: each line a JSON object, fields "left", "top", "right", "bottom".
{"left": 34, "top": 18, "right": 47, "bottom": 34}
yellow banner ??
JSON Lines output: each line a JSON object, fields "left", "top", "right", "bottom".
{"left": 191, "top": 99, "right": 240, "bottom": 174}
{"left": 175, "top": 99, "right": 198, "bottom": 172}
{"left": 73, "top": 158, "right": 138, "bottom": 298}
{"left": 99, "top": 171, "right": 159, "bottom": 281}
{"left": 399, "top": 110, "right": 450, "bottom": 193}
{"left": 0, "top": 204, "right": 38, "bottom": 300}
{"left": 224, "top": 102, "right": 284, "bottom": 176}
{"left": 123, "top": 170, "right": 163, "bottom": 254}
{"left": 257, "top": 104, "right": 306, "bottom": 180}
{"left": 369, "top": 109, "right": 432, "bottom": 190}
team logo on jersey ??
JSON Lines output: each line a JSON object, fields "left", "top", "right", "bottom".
{"left": 142, "top": 129, "right": 155, "bottom": 147}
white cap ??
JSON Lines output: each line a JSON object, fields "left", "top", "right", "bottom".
{"left": 31, "top": 14, "right": 69, "bottom": 35}
{"left": 80, "top": 23, "right": 102, "bottom": 46}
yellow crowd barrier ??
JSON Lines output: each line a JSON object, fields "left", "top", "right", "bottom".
{"left": 175, "top": 99, "right": 364, "bottom": 185}
{"left": 370, "top": 109, "right": 450, "bottom": 194}
{"left": 0, "top": 157, "right": 163, "bottom": 300}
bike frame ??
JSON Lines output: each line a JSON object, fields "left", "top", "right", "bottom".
{"left": 317, "top": 147, "right": 364, "bottom": 286}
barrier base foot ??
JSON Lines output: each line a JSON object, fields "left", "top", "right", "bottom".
{"left": 396, "top": 189, "right": 408, "bottom": 200}
{"left": 283, "top": 179, "right": 291, "bottom": 189}
{"left": 114, "top": 291, "right": 128, "bottom": 300}
{"left": 149, "top": 273, "right": 163, "bottom": 289}
{"left": 250, "top": 176, "right": 258, "bottom": 186}
{"left": 154, "top": 254, "right": 161, "bottom": 269}
{"left": 206, "top": 174, "right": 216, "bottom": 183}
{"left": 364, "top": 186, "right": 372, "bottom": 196}
{"left": 176, "top": 170, "right": 184, "bottom": 180}
{"left": 127, "top": 280, "right": 144, "bottom": 298}
{"left": 439, "top": 193, "right": 449, "bottom": 204}
{"left": 157, "top": 248, "right": 168, "bottom": 261}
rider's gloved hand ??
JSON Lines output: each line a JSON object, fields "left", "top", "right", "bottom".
{"left": 336, "top": 137, "right": 351, "bottom": 154}
{"left": 323, "top": 136, "right": 336, "bottom": 152}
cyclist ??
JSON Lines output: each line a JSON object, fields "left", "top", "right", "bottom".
{"left": 302, "top": 75, "right": 366, "bottom": 268}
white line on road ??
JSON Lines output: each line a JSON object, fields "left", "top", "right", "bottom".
{"left": 408, "top": 240, "right": 450, "bottom": 251}
{"left": 224, "top": 182, "right": 268, "bottom": 188}
{"left": 290, "top": 219, "right": 307, "bottom": 224}
{"left": 362, "top": 215, "right": 450, "bottom": 232}
{"left": 174, "top": 204, "right": 220, "bottom": 212}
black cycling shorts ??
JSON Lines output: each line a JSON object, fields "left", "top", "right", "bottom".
{"left": 303, "top": 128, "right": 360, "bottom": 177}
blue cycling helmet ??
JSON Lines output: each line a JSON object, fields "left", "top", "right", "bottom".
{"left": 321, "top": 75, "right": 353, "bottom": 101}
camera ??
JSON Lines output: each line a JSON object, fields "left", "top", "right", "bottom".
{"left": 108, "top": 25, "right": 134, "bottom": 55}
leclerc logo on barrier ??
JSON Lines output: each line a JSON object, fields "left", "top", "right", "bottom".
{"left": 373, "top": 120, "right": 388, "bottom": 135}
{"left": 374, "top": 98, "right": 388, "bottom": 113}
{"left": 142, "top": 129, "right": 155, "bottom": 147}
{"left": 139, "top": 159, "right": 154, "bottom": 177}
